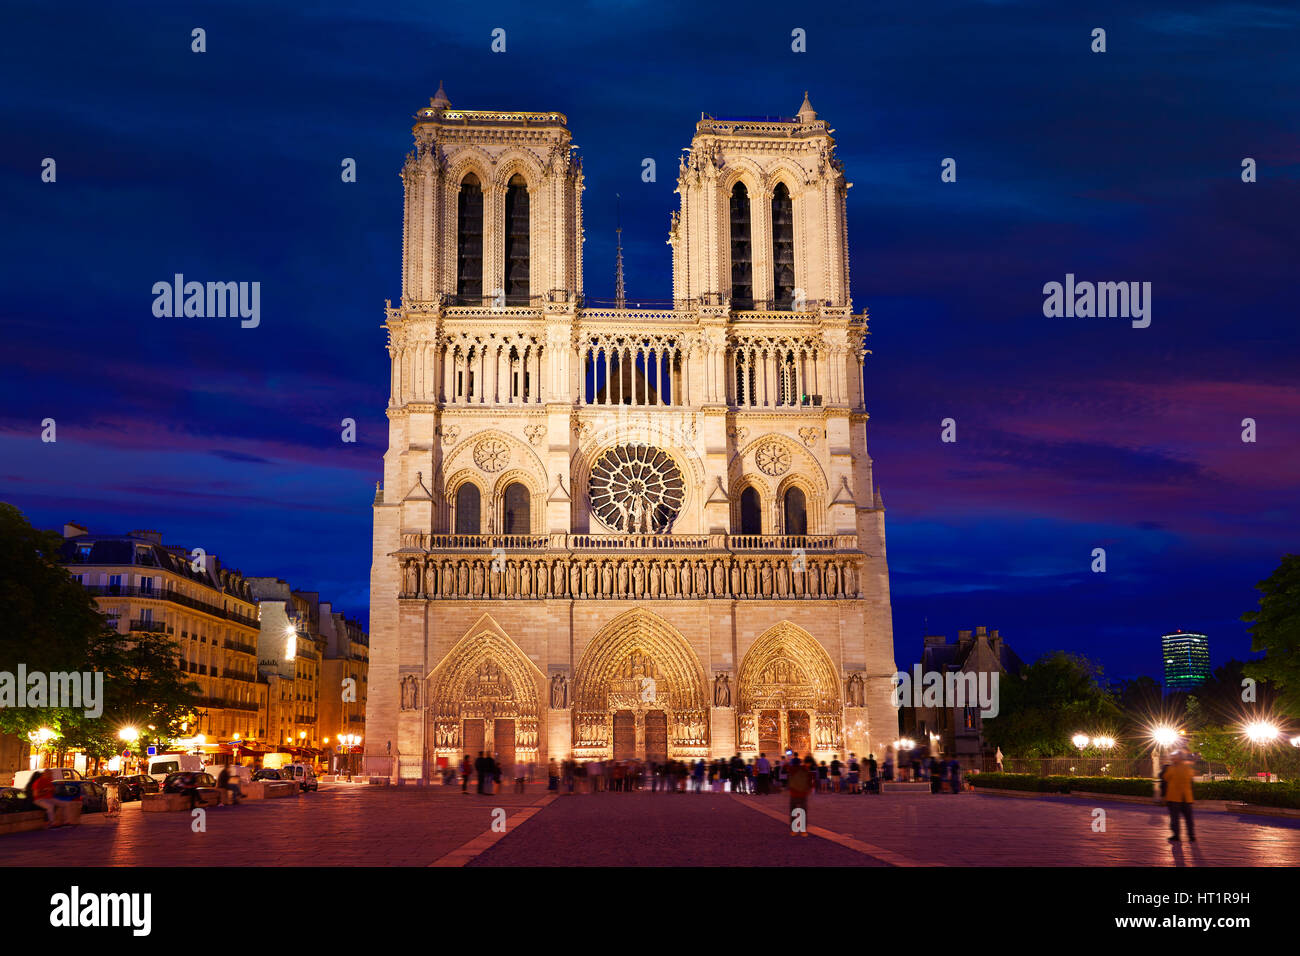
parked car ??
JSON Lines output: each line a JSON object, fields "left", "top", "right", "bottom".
{"left": 252, "top": 768, "right": 282, "bottom": 781}
{"left": 284, "top": 763, "right": 318, "bottom": 792}
{"left": 12, "top": 768, "right": 83, "bottom": 792}
{"left": 0, "top": 787, "right": 32, "bottom": 814}
{"left": 53, "top": 779, "right": 108, "bottom": 813}
{"left": 91, "top": 774, "right": 158, "bottom": 802}
{"left": 161, "top": 771, "right": 221, "bottom": 806}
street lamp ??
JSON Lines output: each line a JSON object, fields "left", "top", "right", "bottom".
{"left": 1072, "top": 733, "right": 1089, "bottom": 752}
{"left": 1094, "top": 736, "right": 1115, "bottom": 750}
{"left": 1244, "top": 721, "right": 1280, "bottom": 744}
{"left": 1150, "top": 726, "right": 1182, "bottom": 797}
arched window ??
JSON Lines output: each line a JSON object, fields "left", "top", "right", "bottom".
{"left": 504, "top": 174, "right": 530, "bottom": 304}
{"left": 772, "top": 182, "right": 795, "bottom": 310}
{"left": 738, "top": 486, "right": 762, "bottom": 535}
{"left": 455, "top": 484, "right": 481, "bottom": 534}
{"left": 783, "top": 487, "right": 808, "bottom": 536}
{"left": 457, "top": 174, "right": 483, "bottom": 301}
{"left": 729, "top": 182, "right": 753, "bottom": 309}
{"left": 502, "top": 482, "right": 530, "bottom": 535}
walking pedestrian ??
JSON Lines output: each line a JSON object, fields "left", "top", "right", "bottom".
{"left": 788, "top": 755, "right": 813, "bottom": 836}
{"left": 1162, "top": 752, "right": 1196, "bottom": 843}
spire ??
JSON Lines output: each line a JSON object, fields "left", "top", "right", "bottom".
{"left": 430, "top": 80, "right": 451, "bottom": 110}
{"left": 796, "top": 90, "right": 817, "bottom": 123}
{"left": 614, "top": 193, "right": 626, "bottom": 309}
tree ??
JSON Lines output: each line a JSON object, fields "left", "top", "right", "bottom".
{"left": 0, "top": 505, "right": 203, "bottom": 767}
{"left": 1242, "top": 555, "right": 1300, "bottom": 717}
{"left": 983, "top": 651, "right": 1124, "bottom": 758}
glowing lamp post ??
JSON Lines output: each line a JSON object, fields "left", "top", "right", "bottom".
{"left": 1151, "top": 726, "right": 1181, "bottom": 797}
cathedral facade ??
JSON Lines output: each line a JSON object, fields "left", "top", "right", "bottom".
{"left": 364, "top": 84, "right": 899, "bottom": 779}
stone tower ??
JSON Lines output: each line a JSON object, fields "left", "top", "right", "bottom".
{"left": 365, "top": 87, "right": 898, "bottom": 780}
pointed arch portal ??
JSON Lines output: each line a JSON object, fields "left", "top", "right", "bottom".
{"left": 736, "top": 622, "right": 843, "bottom": 757}
{"left": 571, "top": 609, "right": 709, "bottom": 761}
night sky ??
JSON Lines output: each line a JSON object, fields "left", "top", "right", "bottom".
{"left": 3, "top": 2, "right": 1296, "bottom": 681}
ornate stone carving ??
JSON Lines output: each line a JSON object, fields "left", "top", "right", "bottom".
{"left": 400, "top": 674, "right": 419, "bottom": 711}
{"left": 474, "top": 438, "right": 509, "bottom": 472}
{"left": 713, "top": 672, "right": 732, "bottom": 707}
{"left": 440, "top": 425, "right": 460, "bottom": 445}
{"left": 756, "top": 441, "right": 792, "bottom": 476}
{"left": 798, "top": 426, "right": 819, "bottom": 447}
{"left": 524, "top": 423, "right": 547, "bottom": 446}
{"left": 550, "top": 672, "right": 569, "bottom": 709}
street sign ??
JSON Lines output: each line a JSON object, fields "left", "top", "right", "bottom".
{"left": 147, "top": 745, "right": 156, "bottom": 756}
{"left": 121, "top": 750, "right": 130, "bottom": 759}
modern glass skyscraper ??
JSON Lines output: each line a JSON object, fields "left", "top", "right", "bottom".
{"left": 1162, "top": 631, "right": 1211, "bottom": 691}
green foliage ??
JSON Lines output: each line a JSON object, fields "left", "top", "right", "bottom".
{"left": 982, "top": 651, "right": 1124, "bottom": 758}
{"left": 1242, "top": 554, "right": 1300, "bottom": 716}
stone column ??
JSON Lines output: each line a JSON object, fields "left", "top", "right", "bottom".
{"left": 710, "top": 706, "right": 735, "bottom": 759}
{"left": 548, "top": 708, "right": 571, "bottom": 762}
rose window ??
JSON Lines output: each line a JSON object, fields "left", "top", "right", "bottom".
{"left": 756, "top": 441, "right": 792, "bottom": 476}
{"left": 588, "top": 443, "right": 685, "bottom": 533}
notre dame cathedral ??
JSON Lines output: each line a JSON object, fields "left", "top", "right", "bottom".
{"left": 364, "top": 83, "right": 899, "bottom": 779}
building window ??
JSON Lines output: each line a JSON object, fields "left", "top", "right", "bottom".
{"left": 729, "top": 182, "right": 753, "bottom": 309}
{"left": 108, "top": 574, "right": 122, "bottom": 594}
{"left": 504, "top": 174, "right": 530, "bottom": 303}
{"left": 738, "top": 486, "right": 762, "bottom": 535}
{"left": 457, "top": 174, "right": 484, "bottom": 300}
{"left": 783, "top": 487, "right": 807, "bottom": 536}
{"left": 455, "top": 484, "right": 481, "bottom": 534}
{"left": 771, "top": 182, "right": 795, "bottom": 309}
{"left": 778, "top": 350, "right": 797, "bottom": 405}
{"left": 502, "top": 482, "right": 530, "bottom": 535}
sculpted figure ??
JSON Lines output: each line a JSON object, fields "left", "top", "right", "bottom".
{"left": 825, "top": 563, "right": 838, "bottom": 596}
{"left": 777, "top": 560, "right": 789, "bottom": 596}
{"left": 744, "top": 562, "right": 756, "bottom": 596}
{"left": 601, "top": 562, "right": 613, "bottom": 596}
{"left": 694, "top": 561, "right": 707, "bottom": 596}
{"left": 730, "top": 561, "right": 741, "bottom": 596}
{"left": 760, "top": 562, "right": 772, "bottom": 597}
{"left": 520, "top": 561, "right": 532, "bottom": 597}
{"left": 472, "top": 561, "right": 485, "bottom": 597}
{"left": 632, "top": 561, "right": 644, "bottom": 596}
{"left": 712, "top": 560, "right": 725, "bottom": 596}
{"left": 617, "top": 561, "right": 629, "bottom": 598}
{"left": 649, "top": 562, "right": 661, "bottom": 597}
{"left": 458, "top": 561, "right": 469, "bottom": 595}
{"left": 807, "top": 564, "right": 820, "bottom": 597}
{"left": 844, "top": 563, "right": 857, "bottom": 597}
{"left": 663, "top": 561, "right": 676, "bottom": 596}
{"left": 506, "top": 561, "right": 518, "bottom": 597}
{"left": 557, "top": 560, "right": 568, "bottom": 597}
{"left": 442, "top": 560, "right": 454, "bottom": 597}
{"left": 582, "top": 561, "right": 594, "bottom": 597}
{"left": 680, "top": 561, "right": 692, "bottom": 597}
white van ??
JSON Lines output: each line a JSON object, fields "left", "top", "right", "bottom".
{"left": 283, "top": 763, "right": 318, "bottom": 792}
{"left": 148, "top": 754, "right": 204, "bottom": 785}
{"left": 12, "top": 768, "right": 82, "bottom": 792}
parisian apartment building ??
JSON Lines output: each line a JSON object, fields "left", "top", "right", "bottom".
{"left": 57, "top": 524, "right": 368, "bottom": 764}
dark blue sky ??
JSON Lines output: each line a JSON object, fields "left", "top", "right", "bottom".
{"left": 3, "top": 1, "right": 1297, "bottom": 681}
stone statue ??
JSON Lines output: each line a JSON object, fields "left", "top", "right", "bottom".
{"left": 632, "top": 561, "right": 644, "bottom": 596}
{"left": 617, "top": 561, "right": 629, "bottom": 598}
{"left": 760, "top": 562, "right": 772, "bottom": 596}
{"left": 424, "top": 561, "right": 436, "bottom": 597}
{"left": 601, "top": 562, "right": 613, "bottom": 596}
{"left": 680, "top": 561, "right": 692, "bottom": 597}
{"left": 472, "top": 561, "right": 485, "bottom": 597}
{"left": 844, "top": 563, "right": 857, "bottom": 597}
{"left": 744, "top": 562, "right": 756, "bottom": 596}
{"left": 550, "top": 673, "right": 568, "bottom": 709}
{"left": 580, "top": 561, "right": 591, "bottom": 597}
{"left": 555, "top": 560, "right": 567, "bottom": 597}
{"left": 777, "top": 560, "right": 789, "bottom": 596}
{"left": 694, "top": 561, "right": 707, "bottom": 596}
{"left": 520, "top": 561, "right": 532, "bottom": 597}
{"left": 663, "top": 561, "right": 676, "bottom": 596}
{"left": 712, "top": 560, "right": 725, "bottom": 596}
{"left": 846, "top": 672, "right": 864, "bottom": 707}
{"left": 506, "top": 561, "right": 518, "bottom": 597}
{"left": 649, "top": 562, "right": 661, "bottom": 597}
{"left": 400, "top": 674, "right": 418, "bottom": 711}
{"left": 730, "top": 561, "right": 741, "bottom": 596}
{"left": 458, "top": 561, "right": 469, "bottom": 595}
{"left": 713, "top": 673, "right": 731, "bottom": 707}
{"left": 442, "top": 560, "right": 454, "bottom": 597}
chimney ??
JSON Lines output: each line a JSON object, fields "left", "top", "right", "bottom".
{"left": 131, "top": 530, "right": 164, "bottom": 544}
{"left": 975, "top": 626, "right": 987, "bottom": 638}
{"left": 957, "top": 629, "right": 973, "bottom": 645}
{"left": 923, "top": 635, "right": 947, "bottom": 647}
{"left": 63, "top": 522, "right": 88, "bottom": 539}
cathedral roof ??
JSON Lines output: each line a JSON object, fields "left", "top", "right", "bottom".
{"left": 430, "top": 81, "right": 451, "bottom": 110}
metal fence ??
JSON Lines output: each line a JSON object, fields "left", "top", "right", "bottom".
{"left": 983, "top": 756, "right": 1230, "bottom": 777}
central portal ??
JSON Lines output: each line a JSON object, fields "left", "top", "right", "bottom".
{"left": 571, "top": 609, "right": 711, "bottom": 762}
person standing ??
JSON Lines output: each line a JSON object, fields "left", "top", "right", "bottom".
{"left": 755, "top": 753, "right": 771, "bottom": 795}
{"left": 883, "top": 746, "right": 894, "bottom": 782}
{"left": 994, "top": 746, "right": 1004, "bottom": 773}
{"left": 866, "top": 753, "right": 879, "bottom": 794}
{"left": 474, "top": 751, "right": 488, "bottom": 794}
{"left": 787, "top": 756, "right": 813, "bottom": 836}
{"left": 31, "top": 770, "right": 58, "bottom": 826}
{"left": 1162, "top": 752, "right": 1196, "bottom": 843}
{"left": 461, "top": 754, "right": 473, "bottom": 793}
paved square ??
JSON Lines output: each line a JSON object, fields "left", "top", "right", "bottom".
{"left": 3, "top": 784, "right": 1298, "bottom": 867}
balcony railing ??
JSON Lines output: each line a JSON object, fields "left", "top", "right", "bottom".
{"left": 400, "top": 532, "right": 858, "bottom": 553}
{"left": 83, "top": 585, "right": 259, "bottom": 628}
{"left": 224, "top": 639, "right": 258, "bottom": 655}
{"left": 128, "top": 619, "right": 167, "bottom": 633}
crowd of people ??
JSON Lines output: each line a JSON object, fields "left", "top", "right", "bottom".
{"left": 451, "top": 749, "right": 969, "bottom": 796}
